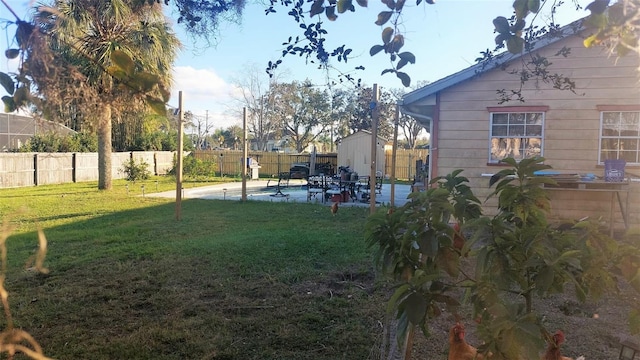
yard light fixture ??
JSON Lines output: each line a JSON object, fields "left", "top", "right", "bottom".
{"left": 223, "top": 188, "right": 227, "bottom": 200}
{"left": 620, "top": 339, "right": 640, "bottom": 359}
{"left": 141, "top": 184, "right": 145, "bottom": 197}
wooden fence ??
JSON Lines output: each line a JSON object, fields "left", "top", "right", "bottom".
{"left": 0, "top": 151, "right": 175, "bottom": 188}
{"left": 193, "top": 148, "right": 428, "bottom": 180}
{"left": 0, "top": 148, "right": 428, "bottom": 188}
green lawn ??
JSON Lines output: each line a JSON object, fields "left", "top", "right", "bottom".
{"left": 0, "top": 178, "right": 393, "bottom": 359}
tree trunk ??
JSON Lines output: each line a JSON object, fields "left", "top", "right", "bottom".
{"left": 98, "top": 103, "right": 112, "bottom": 190}
{"left": 379, "top": 315, "right": 405, "bottom": 360}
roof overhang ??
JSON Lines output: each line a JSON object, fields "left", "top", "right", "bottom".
{"left": 401, "top": 19, "right": 585, "bottom": 109}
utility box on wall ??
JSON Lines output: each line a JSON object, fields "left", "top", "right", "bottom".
{"left": 336, "top": 130, "right": 386, "bottom": 176}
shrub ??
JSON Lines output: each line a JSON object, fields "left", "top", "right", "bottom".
{"left": 169, "top": 154, "right": 217, "bottom": 180}
{"left": 18, "top": 132, "right": 97, "bottom": 152}
{"left": 121, "top": 158, "right": 151, "bottom": 182}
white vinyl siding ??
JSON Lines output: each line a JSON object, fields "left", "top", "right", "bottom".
{"left": 489, "top": 112, "right": 544, "bottom": 163}
{"left": 599, "top": 111, "right": 640, "bottom": 165}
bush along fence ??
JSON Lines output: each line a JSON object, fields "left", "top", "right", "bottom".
{"left": 0, "top": 151, "right": 175, "bottom": 188}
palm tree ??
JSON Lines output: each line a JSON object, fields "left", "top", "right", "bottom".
{"left": 22, "top": 0, "right": 180, "bottom": 189}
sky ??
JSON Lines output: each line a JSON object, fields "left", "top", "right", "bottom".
{"left": 0, "top": 0, "right": 593, "bottom": 128}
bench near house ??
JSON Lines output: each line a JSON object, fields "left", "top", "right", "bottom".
{"left": 401, "top": 19, "right": 639, "bottom": 234}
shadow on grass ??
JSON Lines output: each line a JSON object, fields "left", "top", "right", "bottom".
{"left": 6, "top": 199, "right": 391, "bottom": 360}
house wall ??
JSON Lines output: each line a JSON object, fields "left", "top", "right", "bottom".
{"left": 434, "top": 35, "right": 640, "bottom": 230}
{"left": 337, "top": 131, "right": 386, "bottom": 176}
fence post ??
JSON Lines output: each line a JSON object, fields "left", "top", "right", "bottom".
{"left": 33, "top": 153, "right": 38, "bottom": 186}
{"left": 408, "top": 152, "right": 413, "bottom": 182}
{"left": 72, "top": 153, "right": 77, "bottom": 183}
{"left": 153, "top": 152, "right": 158, "bottom": 176}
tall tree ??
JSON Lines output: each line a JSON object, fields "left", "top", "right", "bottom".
{"left": 345, "top": 86, "right": 394, "bottom": 140}
{"left": 15, "top": 0, "right": 180, "bottom": 189}
{"left": 229, "top": 65, "right": 287, "bottom": 151}
{"left": 271, "top": 80, "right": 332, "bottom": 153}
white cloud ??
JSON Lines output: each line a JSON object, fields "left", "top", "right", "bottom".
{"left": 170, "top": 66, "right": 243, "bottom": 128}
{"left": 170, "top": 66, "right": 233, "bottom": 102}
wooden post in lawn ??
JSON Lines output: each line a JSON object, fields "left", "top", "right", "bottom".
{"left": 390, "top": 101, "right": 400, "bottom": 208}
{"left": 242, "top": 107, "right": 248, "bottom": 202}
{"left": 370, "top": 83, "right": 380, "bottom": 214}
{"left": 175, "top": 91, "right": 184, "bottom": 221}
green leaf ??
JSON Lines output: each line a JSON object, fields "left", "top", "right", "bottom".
{"left": 396, "top": 71, "right": 411, "bottom": 87}
{"left": 527, "top": 0, "right": 540, "bottom": 13}
{"left": 146, "top": 96, "right": 166, "bottom": 116}
{"left": 535, "top": 266, "right": 554, "bottom": 294}
{"left": 375, "top": 11, "right": 393, "bottom": 26}
{"left": 382, "top": 27, "right": 394, "bottom": 44}
{"left": 0, "top": 72, "right": 15, "bottom": 95}
{"left": 387, "top": 284, "right": 411, "bottom": 313}
{"left": 495, "top": 33, "right": 508, "bottom": 45}
{"left": 511, "top": 18, "right": 526, "bottom": 32}
{"left": 616, "top": 42, "right": 631, "bottom": 57}
{"left": 584, "top": 13, "right": 607, "bottom": 29}
{"left": 507, "top": 36, "right": 524, "bottom": 53}
{"left": 397, "top": 58, "right": 408, "bottom": 70}
{"left": 4, "top": 49, "right": 19, "bottom": 59}
{"left": 370, "top": 44, "right": 384, "bottom": 56}
{"left": 15, "top": 21, "right": 34, "bottom": 49}
{"left": 391, "top": 34, "right": 404, "bottom": 52}
{"left": 493, "top": 16, "right": 511, "bottom": 34}
{"left": 585, "top": 0, "right": 609, "bottom": 14}
{"left": 106, "top": 65, "right": 128, "bottom": 80}
{"left": 13, "top": 86, "right": 28, "bottom": 107}
{"left": 381, "top": 0, "right": 395, "bottom": 10}
{"left": 403, "top": 292, "right": 427, "bottom": 325}
{"left": 310, "top": 0, "right": 324, "bottom": 17}
{"left": 513, "top": 0, "right": 529, "bottom": 19}
{"left": 336, "top": 0, "right": 352, "bottom": 13}
{"left": 325, "top": 6, "right": 337, "bottom": 21}
{"left": 436, "top": 247, "right": 460, "bottom": 277}
{"left": 111, "top": 50, "right": 135, "bottom": 76}
{"left": 2, "top": 96, "right": 15, "bottom": 112}
{"left": 132, "top": 71, "right": 159, "bottom": 92}
{"left": 398, "top": 52, "right": 416, "bottom": 63}
{"left": 356, "top": 0, "right": 367, "bottom": 7}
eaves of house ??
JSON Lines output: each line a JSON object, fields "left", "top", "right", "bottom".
{"left": 400, "top": 18, "right": 586, "bottom": 124}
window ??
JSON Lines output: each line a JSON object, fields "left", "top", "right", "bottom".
{"left": 600, "top": 111, "right": 640, "bottom": 164}
{"left": 489, "top": 112, "right": 544, "bottom": 163}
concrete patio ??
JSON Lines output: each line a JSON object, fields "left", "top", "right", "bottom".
{"left": 147, "top": 179, "right": 413, "bottom": 207}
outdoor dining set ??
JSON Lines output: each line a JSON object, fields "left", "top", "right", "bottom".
{"left": 306, "top": 168, "right": 383, "bottom": 203}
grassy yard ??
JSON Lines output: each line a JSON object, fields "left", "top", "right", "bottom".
{"left": 0, "top": 177, "right": 393, "bottom": 359}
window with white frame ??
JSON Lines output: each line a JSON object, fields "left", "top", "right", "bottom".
{"left": 600, "top": 111, "right": 640, "bottom": 164}
{"left": 489, "top": 112, "right": 544, "bottom": 163}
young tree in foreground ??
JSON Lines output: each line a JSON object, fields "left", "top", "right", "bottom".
{"left": 365, "top": 157, "right": 640, "bottom": 359}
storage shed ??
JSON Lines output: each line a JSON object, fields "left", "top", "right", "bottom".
{"left": 336, "top": 130, "right": 386, "bottom": 176}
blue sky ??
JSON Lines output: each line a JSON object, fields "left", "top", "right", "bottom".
{"left": 0, "top": 0, "right": 592, "bottom": 128}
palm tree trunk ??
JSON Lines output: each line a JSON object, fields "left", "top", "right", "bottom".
{"left": 98, "top": 103, "right": 112, "bottom": 190}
